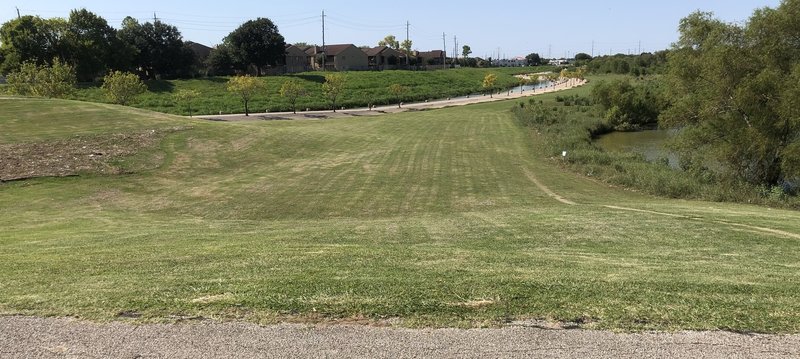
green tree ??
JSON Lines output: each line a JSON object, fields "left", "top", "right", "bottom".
{"left": 101, "top": 71, "right": 146, "bottom": 106}
{"left": 279, "top": 79, "right": 308, "bottom": 114}
{"left": 378, "top": 35, "right": 400, "bottom": 49}
{"left": 117, "top": 17, "right": 195, "bottom": 79}
{"left": 482, "top": 73, "right": 497, "bottom": 98}
{"left": 661, "top": 2, "right": 800, "bottom": 187}
{"left": 462, "top": 45, "right": 472, "bottom": 59}
{"left": 64, "top": 9, "right": 133, "bottom": 81}
{"left": 525, "top": 53, "right": 542, "bottom": 66}
{"left": 400, "top": 39, "right": 413, "bottom": 65}
{"left": 322, "top": 73, "right": 346, "bottom": 112}
{"left": 173, "top": 89, "right": 200, "bottom": 117}
{"left": 0, "top": 16, "right": 66, "bottom": 73}
{"left": 6, "top": 58, "right": 75, "bottom": 98}
{"left": 227, "top": 76, "right": 263, "bottom": 116}
{"left": 388, "top": 83, "right": 409, "bottom": 108}
{"left": 223, "top": 18, "right": 286, "bottom": 76}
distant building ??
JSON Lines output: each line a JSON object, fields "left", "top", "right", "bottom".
{"left": 494, "top": 57, "right": 527, "bottom": 67}
{"left": 284, "top": 45, "right": 312, "bottom": 73}
{"left": 548, "top": 58, "right": 573, "bottom": 66}
{"left": 304, "top": 44, "right": 369, "bottom": 71}
{"left": 414, "top": 50, "right": 447, "bottom": 67}
{"left": 186, "top": 42, "right": 213, "bottom": 62}
{"left": 363, "top": 46, "right": 403, "bottom": 70}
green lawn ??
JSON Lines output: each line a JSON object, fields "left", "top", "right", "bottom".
{"left": 1, "top": 94, "right": 799, "bottom": 332}
{"left": 69, "top": 67, "right": 544, "bottom": 116}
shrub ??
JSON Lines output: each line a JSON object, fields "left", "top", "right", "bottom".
{"left": 102, "top": 71, "right": 146, "bottom": 106}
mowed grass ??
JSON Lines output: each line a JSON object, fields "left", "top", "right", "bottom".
{"left": 68, "top": 67, "right": 542, "bottom": 115}
{"left": 1, "top": 96, "right": 800, "bottom": 332}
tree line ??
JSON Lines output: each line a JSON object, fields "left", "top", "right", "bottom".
{"left": 587, "top": 0, "right": 800, "bottom": 192}
{"left": 0, "top": 9, "right": 287, "bottom": 81}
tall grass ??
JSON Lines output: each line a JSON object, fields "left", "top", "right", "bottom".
{"left": 512, "top": 92, "right": 800, "bottom": 208}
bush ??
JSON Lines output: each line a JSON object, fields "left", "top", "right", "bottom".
{"left": 102, "top": 71, "right": 146, "bottom": 106}
{"left": 6, "top": 59, "right": 76, "bottom": 98}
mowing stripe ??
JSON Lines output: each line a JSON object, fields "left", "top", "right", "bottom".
{"left": 604, "top": 205, "right": 800, "bottom": 240}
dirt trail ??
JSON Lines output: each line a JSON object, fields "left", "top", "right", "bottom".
{"left": 523, "top": 169, "right": 576, "bottom": 205}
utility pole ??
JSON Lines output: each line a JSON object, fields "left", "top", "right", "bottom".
{"left": 591, "top": 40, "right": 594, "bottom": 57}
{"left": 153, "top": 12, "right": 158, "bottom": 23}
{"left": 16, "top": 6, "right": 20, "bottom": 19}
{"left": 322, "top": 10, "right": 326, "bottom": 70}
{"left": 453, "top": 35, "right": 457, "bottom": 66}
{"left": 406, "top": 20, "right": 410, "bottom": 66}
{"left": 442, "top": 32, "right": 446, "bottom": 70}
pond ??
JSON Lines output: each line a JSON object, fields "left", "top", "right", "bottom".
{"left": 595, "top": 129, "right": 681, "bottom": 169}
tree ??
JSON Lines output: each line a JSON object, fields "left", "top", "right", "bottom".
{"left": 574, "top": 53, "right": 593, "bottom": 61}
{"left": 322, "top": 73, "right": 346, "bottom": 112}
{"left": 388, "top": 84, "right": 409, "bottom": 108}
{"left": 378, "top": 35, "right": 400, "bottom": 49}
{"left": 6, "top": 58, "right": 76, "bottom": 98}
{"left": 206, "top": 44, "right": 242, "bottom": 76}
{"left": 661, "top": 3, "right": 800, "bottom": 187}
{"left": 102, "top": 71, "right": 146, "bottom": 106}
{"left": 227, "top": 76, "right": 263, "bottom": 116}
{"left": 117, "top": 17, "right": 195, "bottom": 79}
{"left": 400, "top": 39, "right": 413, "bottom": 65}
{"left": 64, "top": 9, "right": 132, "bottom": 81}
{"left": 462, "top": 45, "right": 472, "bottom": 59}
{"left": 279, "top": 79, "right": 308, "bottom": 114}
{"left": 174, "top": 89, "right": 200, "bottom": 117}
{"left": 224, "top": 18, "right": 286, "bottom": 76}
{"left": 482, "top": 73, "right": 497, "bottom": 98}
{"left": 525, "top": 53, "right": 542, "bottom": 66}
{"left": 0, "top": 16, "right": 66, "bottom": 74}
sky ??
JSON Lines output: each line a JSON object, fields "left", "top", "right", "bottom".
{"left": 1, "top": 0, "right": 782, "bottom": 59}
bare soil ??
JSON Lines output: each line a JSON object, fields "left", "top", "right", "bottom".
{"left": 0, "top": 127, "right": 187, "bottom": 182}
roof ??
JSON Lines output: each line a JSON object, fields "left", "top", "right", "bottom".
{"left": 286, "top": 45, "right": 311, "bottom": 56}
{"left": 417, "top": 50, "right": 446, "bottom": 58}
{"left": 363, "top": 46, "right": 390, "bottom": 57}
{"left": 322, "top": 44, "right": 357, "bottom": 56}
{"left": 301, "top": 44, "right": 359, "bottom": 56}
{"left": 186, "top": 41, "right": 213, "bottom": 59}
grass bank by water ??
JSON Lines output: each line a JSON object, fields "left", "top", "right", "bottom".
{"left": 1, "top": 96, "right": 800, "bottom": 332}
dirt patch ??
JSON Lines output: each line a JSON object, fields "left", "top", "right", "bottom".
{"left": 0, "top": 127, "right": 187, "bottom": 182}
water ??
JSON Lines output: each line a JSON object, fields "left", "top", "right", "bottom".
{"left": 595, "top": 129, "right": 680, "bottom": 169}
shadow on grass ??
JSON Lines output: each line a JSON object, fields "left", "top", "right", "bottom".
{"left": 295, "top": 74, "right": 326, "bottom": 84}
{"left": 145, "top": 80, "right": 175, "bottom": 93}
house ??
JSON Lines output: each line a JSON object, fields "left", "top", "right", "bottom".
{"left": 363, "top": 46, "right": 403, "bottom": 70}
{"left": 304, "top": 44, "right": 369, "bottom": 71}
{"left": 186, "top": 42, "right": 213, "bottom": 61}
{"left": 415, "top": 50, "right": 447, "bottom": 67}
{"left": 284, "top": 45, "right": 311, "bottom": 73}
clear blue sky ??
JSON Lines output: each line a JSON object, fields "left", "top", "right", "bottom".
{"left": 1, "top": 0, "right": 781, "bottom": 59}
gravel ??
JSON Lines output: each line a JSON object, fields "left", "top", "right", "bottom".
{"left": 2, "top": 316, "right": 798, "bottom": 358}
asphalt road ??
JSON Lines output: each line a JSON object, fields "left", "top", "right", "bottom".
{"left": 2, "top": 316, "right": 798, "bottom": 358}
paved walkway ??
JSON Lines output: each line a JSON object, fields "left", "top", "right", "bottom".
{"left": 1, "top": 316, "right": 798, "bottom": 358}
{"left": 198, "top": 78, "right": 587, "bottom": 122}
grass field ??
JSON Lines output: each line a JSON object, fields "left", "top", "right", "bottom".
{"left": 68, "top": 67, "right": 543, "bottom": 116}
{"left": 2, "top": 92, "right": 800, "bottom": 333}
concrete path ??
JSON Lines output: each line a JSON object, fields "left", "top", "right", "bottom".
{"left": 198, "top": 78, "right": 587, "bottom": 122}
{"left": 1, "top": 316, "right": 798, "bottom": 358}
